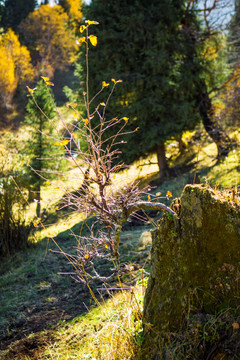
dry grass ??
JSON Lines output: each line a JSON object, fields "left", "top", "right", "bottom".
{"left": 41, "top": 284, "right": 145, "bottom": 360}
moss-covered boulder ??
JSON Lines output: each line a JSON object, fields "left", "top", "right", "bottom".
{"left": 142, "top": 185, "right": 240, "bottom": 358}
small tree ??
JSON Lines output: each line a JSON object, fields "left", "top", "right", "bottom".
{"left": 25, "top": 79, "right": 66, "bottom": 217}
{"left": 37, "top": 21, "right": 178, "bottom": 285}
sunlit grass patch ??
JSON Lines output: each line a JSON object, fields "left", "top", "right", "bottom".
{"left": 43, "top": 285, "right": 145, "bottom": 360}
{"left": 207, "top": 148, "right": 240, "bottom": 187}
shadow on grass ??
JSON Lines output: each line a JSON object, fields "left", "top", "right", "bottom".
{"left": 0, "top": 206, "right": 152, "bottom": 360}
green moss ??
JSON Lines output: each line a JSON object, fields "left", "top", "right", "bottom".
{"left": 143, "top": 185, "right": 240, "bottom": 358}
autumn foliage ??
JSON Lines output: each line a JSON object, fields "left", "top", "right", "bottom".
{"left": 59, "top": 0, "right": 83, "bottom": 30}
{"left": 19, "top": 4, "right": 77, "bottom": 77}
{"left": 0, "top": 29, "right": 33, "bottom": 110}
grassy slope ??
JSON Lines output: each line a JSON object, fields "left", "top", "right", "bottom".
{"left": 0, "top": 127, "right": 239, "bottom": 359}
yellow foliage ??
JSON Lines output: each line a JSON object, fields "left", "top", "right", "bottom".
{"left": 166, "top": 191, "right": 172, "bottom": 197}
{"left": 80, "top": 25, "right": 86, "bottom": 33}
{"left": 60, "top": 0, "right": 82, "bottom": 25}
{"left": 3, "top": 29, "right": 33, "bottom": 83}
{"left": 204, "top": 46, "right": 218, "bottom": 61}
{"left": 77, "top": 36, "right": 86, "bottom": 45}
{"left": 0, "top": 29, "right": 33, "bottom": 107}
{"left": 0, "top": 43, "right": 15, "bottom": 95}
{"left": 211, "top": 100, "right": 225, "bottom": 116}
{"left": 102, "top": 81, "right": 109, "bottom": 88}
{"left": 85, "top": 20, "right": 99, "bottom": 25}
{"left": 88, "top": 34, "right": 97, "bottom": 46}
{"left": 20, "top": 4, "right": 77, "bottom": 77}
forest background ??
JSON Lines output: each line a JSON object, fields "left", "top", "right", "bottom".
{"left": 0, "top": 0, "right": 240, "bottom": 359}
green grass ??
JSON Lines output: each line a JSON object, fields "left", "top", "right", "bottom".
{"left": 0, "top": 219, "right": 152, "bottom": 358}
{"left": 43, "top": 286, "right": 145, "bottom": 360}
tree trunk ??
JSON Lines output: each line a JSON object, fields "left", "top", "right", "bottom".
{"left": 199, "top": 90, "right": 234, "bottom": 158}
{"left": 175, "top": 134, "right": 186, "bottom": 154}
{"left": 181, "top": 19, "right": 235, "bottom": 159}
{"left": 156, "top": 142, "right": 168, "bottom": 179}
{"left": 36, "top": 183, "right": 41, "bottom": 218}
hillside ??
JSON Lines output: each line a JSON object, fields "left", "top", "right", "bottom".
{"left": 0, "top": 125, "right": 239, "bottom": 359}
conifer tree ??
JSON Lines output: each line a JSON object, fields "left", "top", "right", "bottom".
{"left": 0, "top": 0, "right": 37, "bottom": 32}
{"left": 228, "top": 0, "right": 240, "bottom": 64}
{"left": 25, "top": 80, "right": 66, "bottom": 217}
{"left": 76, "top": 0, "right": 234, "bottom": 178}
{"left": 78, "top": 0, "right": 200, "bottom": 178}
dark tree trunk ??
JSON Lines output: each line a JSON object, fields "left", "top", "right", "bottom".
{"left": 175, "top": 134, "right": 186, "bottom": 154}
{"left": 181, "top": 17, "right": 235, "bottom": 159}
{"left": 156, "top": 142, "right": 168, "bottom": 179}
{"left": 198, "top": 90, "right": 234, "bottom": 158}
{"left": 36, "top": 183, "right": 41, "bottom": 218}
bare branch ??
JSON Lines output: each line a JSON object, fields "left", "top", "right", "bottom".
{"left": 126, "top": 201, "right": 178, "bottom": 219}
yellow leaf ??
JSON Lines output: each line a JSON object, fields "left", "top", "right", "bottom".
{"left": 130, "top": 266, "right": 134, "bottom": 271}
{"left": 77, "top": 37, "right": 86, "bottom": 45}
{"left": 166, "top": 191, "right": 172, "bottom": 197}
{"left": 72, "top": 103, "right": 77, "bottom": 108}
{"left": 84, "top": 254, "right": 90, "bottom": 259}
{"left": 54, "top": 141, "right": 62, "bottom": 146}
{"left": 102, "top": 81, "right": 109, "bottom": 88}
{"left": 45, "top": 180, "right": 50, "bottom": 185}
{"left": 122, "top": 117, "right": 129, "bottom": 122}
{"left": 100, "top": 102, "right": 106, "bottom": 106}
{"left": 26, "top": 86, "right": 36, "bottom": 96}
{"left": 156, "top": 192, "right": 161, "bottom": 196}
{"left": 82, "top": 118, "right": 88, "bottom": 124}
{"left": 55, "top": 206, "right": 59, "bottom": 210}
{"left": 105, "top": 244, "right": 108, "bottom": 249}
{"left": 62, "top": 139, "right": 70, "bottom": 145}
{"left": 85, "top": 20, "right": 99, "bottom": 25}
{"left": 41, "top": 76, "right": 49, "bottom": 81}
{"left": 112, "top": 79, "right": 122, "bottom": 84}
{"left": 112, "top": 117, "right": 118, "bottom": 121}
{"left": 88, "top": 34, "right": 97, "bottom": 46}
{"left": 135, "top": 127, "right": 140, "bottom": 131}
{"left": 148, "top": 195, "right": 151, "bottom": 201}
{"left": 46, "top": 81, "right": 54, "bottom": 86}
{"left": 80, "top": 25, "right": 86, "bottom": 33}
{"left": 232, "top": 322, "right": 240, "bottom": 330}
